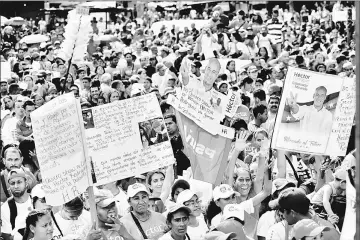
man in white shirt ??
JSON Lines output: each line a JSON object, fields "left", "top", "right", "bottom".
{"left": 2, "top": 101, "right": 25, "bottom": 146}
{"left": 1, "top": 168, "right": 33, "bottom": 240}
{"left": 287, "top": 86, "right": 333, "bottom": 137}
{"left": 152, "top": 63, "right": 172, "bottom": 96}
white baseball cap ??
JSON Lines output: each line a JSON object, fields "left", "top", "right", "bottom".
{"left": 222, "top": 204, "right": 246, "bottom": 221}
{"left": 213, "top": 184, "right": 235, "bottom": 201}
{"left": 176, "top": 189, "right": 202, "bottom": 205}
{"left": 127, "top": 183, "right": 150, "bottom": 199}
{"left": 31, "top": 184, "right": 46, "bottom": 198}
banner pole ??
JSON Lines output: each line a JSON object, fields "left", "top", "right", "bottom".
{"left": 355, "top": 2, "right": 360, "bottom": 240}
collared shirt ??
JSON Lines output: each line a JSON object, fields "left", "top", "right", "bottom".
{"left": 292, "top": 105, "right": 333, "bottom": 136}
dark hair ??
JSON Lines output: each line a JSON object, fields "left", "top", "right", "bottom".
{"left": 22, "top": 100, "right": 35, "bottom": 110}
{"left": 205, "top": 199, "right": 221, "bottom": 225}
{"left": 147, "top": 171, "right": 165, "bottom": 186}
{"left": 8, "top": 84, "right": 20, "bottom": 95}
{"left": 170, "top": 180, "right": 190, "bottom": 200}
{"left": 160, "top": 101, "right": 171, "bottom": 114}
{"left": 253, "top": 104, "right": 267, "bottom": 118}
{"left": 253, "top": 89, "right": 266, "bottom": 101}
{"left": 95, "top": 66, "right": 105, "bottom": 75}
{"left": 164, "top": 114, "right": 177, "bottom": 124}
{"left": 122, "top": 80, "right": 132, "bottom": 89}
{"left": 22, "top": 209, "right": 50, "bottom": 240}
{"left": 144, "top": 77, "right": 152, "bottom": 84}
{"left": 70, "top": 84, "right": 79, "bottom": 91}
{"left": 241, "top": 95, "right": 250, "bottom": 107}
{"left": 231, "top": 119, "right": 248, "bottom": 131}
{"left": 240, "top": 77, "right": 253, "bottom": 87}
{"left": 111, "top": 80, "right": 122, "bottom": 90}
{"left": 64, "top": 197, "right": 84, "bottom": 210}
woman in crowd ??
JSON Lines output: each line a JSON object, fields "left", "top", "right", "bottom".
{"left": 22, "top": 209, "right": 54, "bottom": 240}
{"left": 159, "top": 205, "right": 192, "bottom": 240}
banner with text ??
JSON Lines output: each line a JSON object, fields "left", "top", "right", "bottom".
{"left": 272, "top": 67, "right": 355, "bottom": 156}
{"left": 32, "top": 93, "right": 89, "bottom": 206}
{"left": 84, "top": 93, "right": 175, "bottom": 186}
{"left": 175, "top": 111, "right": 233, "bottom": 186}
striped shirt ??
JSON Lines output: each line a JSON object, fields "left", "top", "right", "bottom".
{"left": 266, "top": 19, "right": 284, "bottom": 44}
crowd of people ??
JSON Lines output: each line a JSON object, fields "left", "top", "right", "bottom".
{"left": 0, "top": 1, "right": 357, "bottom": 240}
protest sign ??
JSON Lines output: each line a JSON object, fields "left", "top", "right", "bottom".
{"left": 84, "top": 93, "right": 175, "bottom": 186}
{"left": 272, "top": 67, "right": 355, "bottom": 156}
{"left": 151, "top": 20, "right": 208, "bottom": 35}
{"left": 201, "top": 59, "right": 252, "bottom": 75}
{"left": 175, "top": 111, "right": 233, "bottom": 186}
{"left": 332, "top": 10, "right": 348, "bottom": 22}
{"left": 32, "top": 93, "right": 90, "bottom": 206}
{"left": 224, "top": 90, "right": 242, "bottom": 118}
{"left": 170, "top": 58, "right": 235, "bottom": 137}
{"left": 1, "top": 61, "right": 11, "bottom": 80}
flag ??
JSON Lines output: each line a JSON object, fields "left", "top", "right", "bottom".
{"left": 175, "top": 110, "right": 232, "bottom": 186}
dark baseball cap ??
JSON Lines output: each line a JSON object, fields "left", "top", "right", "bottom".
{"left": 270, "top": 187, "right": 310, "bottom": 214}
{"left": 191, "top": 61, "right": 202, "bottom": 68}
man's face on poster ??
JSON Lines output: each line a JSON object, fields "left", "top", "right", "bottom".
{"left": 313, "top": 88, "right": 327, "bottom": 108}
{"left": 203, "top": 61, "right": 220, "bottom": 91}
{"left": 268, "top": 98, "right": 279, "bottom": 114}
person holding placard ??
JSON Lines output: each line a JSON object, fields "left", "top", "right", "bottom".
{"left": 286, "top": 86, "right": 333, "bottom": 137}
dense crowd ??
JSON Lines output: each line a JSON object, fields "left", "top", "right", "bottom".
{"left": 0, "top": 1, "right": 357, "bottom": 240}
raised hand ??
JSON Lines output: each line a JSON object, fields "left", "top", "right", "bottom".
{"left": 234, "top": 130, "right": 251, "bottom": 152}
{"left": 286, "top": 92, "right": 298, "bottom": 108}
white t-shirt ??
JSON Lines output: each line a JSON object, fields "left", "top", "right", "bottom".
{"left": 200, "top": 34, "right": 218, "bottom": 59}
{"left": 1, "top": 197, "right": 33, "bottom": 239}
{"left": 187, "top": 214, "right": 209, "bottom": 240}
{"left": 257, "top": 210, "right": 277, "bottom": 237}
{"left": 266, "top": 220, "right": 291, "bottom": 240}
{"left": 159, "top": 232, "right": 191, "bottom": 240}
{"left": 53, "top": 210, "right": 92, "bottom": 240}
{"left": 152, "top": 73, "right": 172, "bottom": 96}
{"left": 210, "top": 199, "right": 254, "bottom": 228}
{"left": 121, "top": 211, "right": 166, "bottom": 240}
{"left": 1, "top": 116, "right": 20, "bottom": 146}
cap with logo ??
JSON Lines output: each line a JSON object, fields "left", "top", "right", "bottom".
{"left": 222, "top": 204, "right": 246, "bottom": 222}
{"left": 8, "top": 168, "right": 27, "bottom": 182}
{"left": 176, "top": 189, "right": 202, "bottom": 205}
{"left": 213, "top": 184, "right": 235, "bottom": 201}
{"left": 127, "top": 183, "right": 150, "bottom": 199}
{"left": 293, "top": 219, "right": 330, "bottom": 240}
{"left": 167, "top": 204, "right": 191, "bottom": 215}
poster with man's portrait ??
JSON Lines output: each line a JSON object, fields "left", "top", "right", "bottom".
{"left": 272, "top": 67, "right": 355, "bottom": 156}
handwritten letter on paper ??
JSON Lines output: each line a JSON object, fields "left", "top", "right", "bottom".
{"left": 85, "top": 93, "right": 174, "bottom": 186}
{"left": 32, "top": 93, "right": 89, "bottom": 206}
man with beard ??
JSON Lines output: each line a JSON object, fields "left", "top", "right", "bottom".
{"left": 88, "top": 85, "right": 100, "bottom": 107}
{"left": 164, "top": 114, "right": 190, "bottom": 176}
{"left": 1, "top": 168, "right": 33, "bottom": 240}
{"left": 86, "top": 189, "right": 133, "bottom": 240}
{"left": 0, "top": 147, "right": 37, "bottom": 203}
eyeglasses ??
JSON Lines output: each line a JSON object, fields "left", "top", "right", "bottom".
{"left": 184, "top": 199, "right": 201, "bottom": 207}
{"left": 173, "top": 216, "right": 189, "bottom": 224}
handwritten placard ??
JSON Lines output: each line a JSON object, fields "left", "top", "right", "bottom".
{"left": 272, "top": 67, "right": 353, "bottom": 156}
{"left": 32, "top": 93, "right": 89, "bottom": 206}
{"left": 85, "top": 93, "right": 175, "bottom": 186}
{"left": 325, "top": 77, "right": 356, "bottom": 155}
{"left": 224, "top": 90, "right": 242, "bottom": 118}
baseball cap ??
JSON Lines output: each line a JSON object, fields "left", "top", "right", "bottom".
{"left": 293, "top": 219, "right": 330, "bottom": 240}
{"left": 191, "top": 61, "right": 202, "bottom": 68}
{"left": 222, "top": 204, "right": 246, "bottom": 221}
{"left": 333, "top": 168, "right": 347, "bottom": 181}
{"left": 127, "top": 183, "right": 150, "bottom": 199}
{"left": 247, "top": 65, "right": 257, "bottom": 73}
{"left": 31, "top": 183, "right": 46, "bottom": 198}
{"left": 271, "top": 178, "right": 296, "bottom": 195}
{"left": 270, "top": 187, "right": 310, "bottom": 214}
{"left": 54, "top": 41, "right": 60, "bottom": 45}
{"left": 213, "top": 184, "right": 235, "bottom": 201}
{"left": 205, "top": 231, "right": 237, "bottom": 240}
{"left": 94, "top": 188, "right": 116, "bottom": 208}
{"left": 176, "top": 189, "right": 202, "bottom": 205}
{"left": 167, "top": 204, "right": 191, "bottom": 215}
{"left": 8, "top": 168, "right": 27, "bottom": 182}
